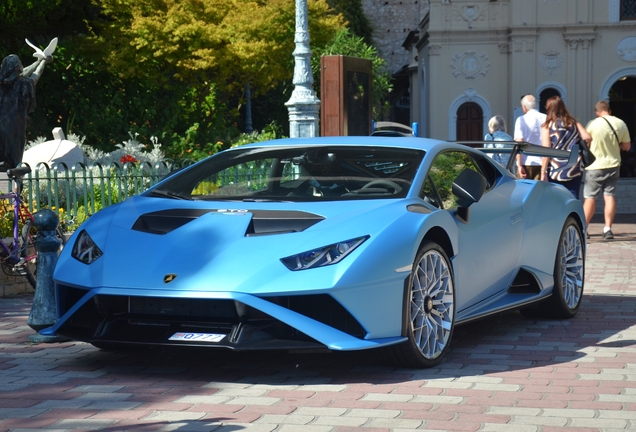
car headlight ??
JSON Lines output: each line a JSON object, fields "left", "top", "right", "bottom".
{"left": 71, "top": 230, "right": 103, "bottom": 265}
{"left": 280, "top": 236, "right": 369, "bottom": 271}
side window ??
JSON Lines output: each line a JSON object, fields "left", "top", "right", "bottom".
{"left": 421, "top": 175, "right": 442, "bottom": 209}
{"left": 473, "top": 153, "right": 500, "bottom": 188}
{"left": 421, "top": 151, "right": 486, "bottom": 209}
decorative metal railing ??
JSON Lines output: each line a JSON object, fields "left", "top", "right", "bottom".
{"left": 1, "top": 160, "right": 196, "bottom": 231}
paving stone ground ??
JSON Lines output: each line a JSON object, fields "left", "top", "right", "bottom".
{"left": 1, "top": 214, "right": 635, "bottom": 431}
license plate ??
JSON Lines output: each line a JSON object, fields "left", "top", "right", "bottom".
{"left": 169, "top": 332, "right": 226, "bottom": 343}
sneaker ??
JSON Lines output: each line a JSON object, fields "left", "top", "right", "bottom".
{"left": 602, "top": 230, "right": 614, "bottom": 240}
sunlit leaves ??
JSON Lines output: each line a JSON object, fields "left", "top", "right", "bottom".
{"left": 93, "top": 0, "right": 343, "bottom": 98}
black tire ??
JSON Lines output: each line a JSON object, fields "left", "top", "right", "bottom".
{"left": 386, "top": 241, "right": 456, "bottom": 368}
{"left": 20, "top": 220, "right": 68, "bottom": 288}
{"left": 544, "top": 217, "right": 585, "bottom": 318}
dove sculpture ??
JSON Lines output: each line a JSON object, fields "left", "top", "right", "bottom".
{"left": 25, "top": 37, "right": 58, "bottom": 60}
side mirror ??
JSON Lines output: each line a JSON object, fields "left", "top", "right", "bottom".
{"left": 452, "top": 168, "right": 487, "bottom": 223}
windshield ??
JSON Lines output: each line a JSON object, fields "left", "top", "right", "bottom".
{"left": 148, "top": 145, "right": 424, "bottom": 202}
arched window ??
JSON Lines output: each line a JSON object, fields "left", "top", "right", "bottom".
{"left": 539, "top": 88, "right": 561, "bottom": 114}
{"left": 456, "top": 102, "right": 483, "bottom": 141}
{"left": 608, "top": 76, "right": 636, "bottom": 177}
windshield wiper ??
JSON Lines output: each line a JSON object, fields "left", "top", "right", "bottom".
{"left": 147, "top": 189, "right": 189, "bottom": 200}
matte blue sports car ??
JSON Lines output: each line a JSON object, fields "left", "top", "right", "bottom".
{"left": 46, "top": 136, "right": 586, "bottom": 368}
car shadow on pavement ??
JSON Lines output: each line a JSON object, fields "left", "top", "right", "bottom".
{"left": 29, "top": 292, "right": 634, "bottom": 385}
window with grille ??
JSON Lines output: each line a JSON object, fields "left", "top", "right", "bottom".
{"left": 621, "top": 0, "right": 636, "bottom": 20}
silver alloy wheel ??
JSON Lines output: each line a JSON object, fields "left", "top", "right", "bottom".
{"left": 560, "top": 224, "right": 584, "bottom": 309}
{"left": 411, "top": 249, "right": 454, "bottom": 359}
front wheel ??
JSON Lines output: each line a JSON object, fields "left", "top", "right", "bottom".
{"left": 545, "top": 217, "right": 585, "bottom": 318}
{"left": 386, "top": 241, "right": 456, "bottom": 368}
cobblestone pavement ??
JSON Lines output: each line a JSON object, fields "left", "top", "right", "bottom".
{"left": 1, "top": 216, "right": 635, "bottom": 432}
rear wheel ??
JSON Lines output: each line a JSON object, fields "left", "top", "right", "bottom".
{"left": 387, "top": 241, "right": 455, "bottom": 368}
{"left": 545, "top": 217, "right": 585, "bottom": 318}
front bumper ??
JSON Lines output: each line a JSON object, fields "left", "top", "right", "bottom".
{"left": 43, "top": 284, "right": 405, "bottom": 351}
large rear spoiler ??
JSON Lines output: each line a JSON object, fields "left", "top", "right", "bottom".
{"left": 455, "top": 141, "right": 579, "bottom": 175}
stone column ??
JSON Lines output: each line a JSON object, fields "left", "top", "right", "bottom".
{"left": 564, "top": 29, "right": 596, "bottom": 121}
{"left": 285, "top": 0, "right": 320, "bottom": 138}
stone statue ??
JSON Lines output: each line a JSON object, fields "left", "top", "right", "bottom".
{"left": 0, "top": 38, "right": 56, "bottom": 169}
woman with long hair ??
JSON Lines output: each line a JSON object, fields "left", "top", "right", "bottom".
{"left": 540, "top": 96, "right": 592, "bottom": 199}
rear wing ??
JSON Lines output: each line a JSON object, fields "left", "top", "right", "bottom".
{"left": 371, "top": 121, "right": 418, "bottom": 137}
{"left": 455, "top": 141, "right": 579, "bottom": 175}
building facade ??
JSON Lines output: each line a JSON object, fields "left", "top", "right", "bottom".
{"left": 360, "top": 0, "right": 427, "bottom": 75}
{"left": 363, "top": 0, "right": 636, "bottom": 162}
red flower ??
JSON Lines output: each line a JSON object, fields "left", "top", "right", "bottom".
{"left": 120, "top": 154, "right": 138, "bottom": 164}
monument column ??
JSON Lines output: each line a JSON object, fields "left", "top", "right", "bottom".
{"left": 286, "top": 0, "right": 320, "bottom": 138}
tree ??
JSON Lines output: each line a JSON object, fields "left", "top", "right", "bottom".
{"left": 326, "top": 0, "right": 373, "bottom": 45}
{"left": 75, "top": 0, "right": 344, "bottom": 154}
{"left": 0, "top": 0, "right": 95, "bottom": 54}
{"left": 92, "top": 0, "right": 342, "bottom": 98}
{"left": 2, "top": 1, "right": 348, "bottom": 157}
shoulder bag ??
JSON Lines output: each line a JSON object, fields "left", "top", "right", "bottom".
{"left": 578, "top": 137, "right": 596, "bottom": 168}
{"left": 573, "top": 118, "right": 595, "bottom": 168}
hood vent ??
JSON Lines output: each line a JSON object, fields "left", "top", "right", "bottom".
{"left": 132, "top": 209, "right": 324, "bottom": 236}
{"left": 245, "top": 210, "right": 324, "bottom": 236}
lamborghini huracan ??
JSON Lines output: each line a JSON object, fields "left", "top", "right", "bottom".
{"left": 45, "top": 136, "right": 585, "bottom": 368}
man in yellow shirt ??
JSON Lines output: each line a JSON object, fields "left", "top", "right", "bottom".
{"left": 584, "top": 101, "right": 631, "bottom": 240}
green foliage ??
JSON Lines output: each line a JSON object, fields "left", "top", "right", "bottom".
{"left": 326, "top": 0, "right": 374, "bottom": 45}
{"left": 428, "top": 152, "right": 480, "bottom": 209}
{"left": 165, "top": 123, "right": 226, "bottom": 160}
{"left": 57, "top": 174, "right": 120, "bottom": 233}
{"left": 0, "top": 199, "right": 36, "bottom": 239}
{"left": 25, "top": 42, "right": 238, "bottom": 153}
{"left": 2, "top": 1, "right": 392, "bottom": 160}
{"left": 311, "top": 28, "right": 393, "bottom": 119}
{"left": 92, "top": 0, "right": 342, "bottom": 99}
{"left": 0, "top": 200, "right": 14, "bottom": 239}
{"left": 3, "top": 0, "right": 344, "bottom": 155}
{"left": 247, "top": 81, "right": 293, "bottom": 137}
{"left": 36, "top": 164, "right": 154, "bottom": 233}
{"left": 0, "top": 0, "right": 94, "bottom": 54}
{"left": 230, "top": 122, "right": 284, "bottom": 148}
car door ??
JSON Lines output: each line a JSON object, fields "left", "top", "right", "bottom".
{"left": 422, "top": 150, "right": 524, "bottom": 311}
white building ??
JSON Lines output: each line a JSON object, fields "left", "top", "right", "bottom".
{"left": 363, "top": 0, "right": 636, "bottom": 174}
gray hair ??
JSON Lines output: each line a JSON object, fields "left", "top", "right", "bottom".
{"left": 488, "top": 115, "right": 507, "bottom": 133}
{"left": 521, "top": 94, "right": 536, "bottom": 111}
